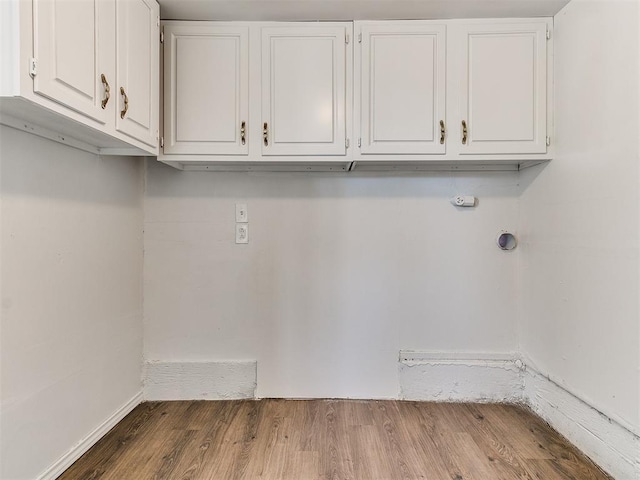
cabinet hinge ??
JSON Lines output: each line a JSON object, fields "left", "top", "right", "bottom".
{"left": 29, "top": 57, "right": 37, "bottom": 77}
{"left": 546, "top": 29, "right": 551, "bottom": 40}
{"left": 546, "top": 136, "right": 551, "bottom": 146}
{"left": 160, "top": 136, "right": 164, "bottom": 148}
{"left": 358, "top": 33, "right": 362, "bottom": 43}
{"left": 346, "top": 138, "right": 350, "bottom": 148}
{"left": 160, "top": 27, "right": 164, "bottom": 43}
{"left": 358, "top": 138, "right": 361, "bottom": 148}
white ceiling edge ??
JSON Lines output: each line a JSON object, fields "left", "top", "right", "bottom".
{"left": 158, "top": 0, "right": 571, "bottom": 21}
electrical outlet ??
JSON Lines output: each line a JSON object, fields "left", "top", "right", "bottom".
{"left": 235, "top": 223, "right": 249, "bottom": 244}
{"left": 236, "top": 203, "right": 248, "bottom": 223}
{"left": 450, "top": 195, "right": 476, "bottom": 207}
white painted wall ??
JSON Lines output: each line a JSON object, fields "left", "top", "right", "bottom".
{"left": 144, "top": 162, "right": 523, "bottom": 398}
{"left": 0, "top": 126, "right": 144, "bottom": 480}
{"left": 519, "top": 0, "right": 640, "bottom": 433}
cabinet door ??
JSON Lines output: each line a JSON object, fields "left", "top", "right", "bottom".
{"left": 262, "top": 26, "right": 347, "bottom": 156}
{"left": 116, "top": 0, "right": 159, "bottom": 148}
{"left": 163, "top": 25, "right": 249, "bottom": 155}
{"left": 33, "top": 0, "right": 111, "bottom": 124}
{"left": 358, "top": 23, "right": 446, "bottom": 155}
{"left": 457, "top": 22, "right": 547, "bottom": 155}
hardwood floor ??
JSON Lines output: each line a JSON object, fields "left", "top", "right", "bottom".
{"left": 58, "top": 400, "right": 611, "bottom": 480}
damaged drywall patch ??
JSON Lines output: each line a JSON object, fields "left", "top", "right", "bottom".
{"left": 398, "top": 351, "right": 525, "bottom": 403}
{"left": 143, "top": 360, "right": 257, "bottom": 400}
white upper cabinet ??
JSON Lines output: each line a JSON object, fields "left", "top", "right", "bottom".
{"left": 116, "top": 0, "right": 160, "bottom": 148}
{"left": 33, "top": 0, "right": 111, "bottom": 124}
{"left": 2, "top": 11, "right": 551, "bottom": 167}
{"left": 0, "top": 0, "right": 160, "bottom": 155}
{"left": 157, "top": 18, "right": 551, "bottom": 170}
{"left": 261, "top": 25, "right": 349, "bottom": 156}
{"left": 357, "top": 22, "right": 446, "bottom": 155}
{"left": 163, "top": 25, "right": 249, "bottom": 155}
{"left": 352, "top": 19, "right": 550, "bottom": 164}
{"left": 453, "top": 22, "right": 548, "bottom": 155}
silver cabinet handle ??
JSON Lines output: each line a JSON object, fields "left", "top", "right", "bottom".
{"left": 461, "top": 120, "right": 468, "bottom": 145}
{"left": 241, "top": 121, "right": 246, "bottom": 145}
{"left": 440, "top": 120, "right": 445, "bottom": 145}
{"left": 263, "top": 122, "right": 268, "bottom": 146}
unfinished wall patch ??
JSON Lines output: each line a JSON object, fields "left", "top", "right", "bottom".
{"left": 144, "top": 361, "right": 257, "bottom": 401}
{"left": 399, "top": 351, "right": 524, "bottom": 403}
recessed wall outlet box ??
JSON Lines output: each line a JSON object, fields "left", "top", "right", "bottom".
{"left": 497, "top": 232, "right": 517, "bottom": 250}
{"left": 450, "top": 195, "right": 476, "bottom": 207}
{"left": 236, "top": 204, "right": 248, "bottom": 223}
{"left": 236, "top": 223, "right": 249, "bottom": 244}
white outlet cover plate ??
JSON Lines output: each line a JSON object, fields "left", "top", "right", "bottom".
{"left": 236, "top": 223, "right": 249, "bottom": 244}
{"left": 236, "top": 204, "right": 248, "bottom": 223}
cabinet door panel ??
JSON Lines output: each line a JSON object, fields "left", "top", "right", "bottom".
{"left": 33, "top": 0, "right": 109, "bottom": 124}
{"left": 359, "top": 23, "right": 446, "bottom": 155}
{"left": 262, "top": 26, "right": 347, "bottom": 156}
{"left": 459, "top": 23, "right": 547, "bottom": 154}
{"left": 164, "top": 26, "right": 248, "bottom": 155}
{"left": 116, "top": 0, "right": 159, "bottom": 148}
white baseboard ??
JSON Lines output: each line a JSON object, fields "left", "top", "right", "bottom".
{"left": 144, "top": 360, "right": 257, "bottom": 400}
{"left": 36, "top": 391, "right": 143, "bottom": 480}
{"left": 399, "top": 351, "right": 525, "bottom": 403}
{"left": 523, "top": 363, "right": 639, "bottom": 480}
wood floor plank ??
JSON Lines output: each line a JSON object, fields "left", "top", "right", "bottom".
{"left": 170, "top": 401, "right": 243, "bottom": 480}
{"left": 202, "top": 400, "right": 261, "bottom": 480}
{"left": 57, "top": 399, "right": 612, "bottom": 480}
{"left": 369, "top": 401, "right": 419, "bottom": 480}
{"left": 461, "top": 404, "right": 533, "bottom": 479}
{"left": 394, "top": 402, "right": 453, "bottom": 478}
{"left": 479, "top": 404, "right": 555, "bottom": 461}
{"left": 319, "top": 400, "right": 355, "bottom": 480}
{"left": 349, "top": 424, "right": 393, "bottom": 480}
{"left": 290, "top": 451, "right": 320, "bottom": 480}
{"left": 421, "top": 403, "right": 481, "bottom": 479}
{"left": 150, "top": 429, "right": 199, "bottom": 480}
